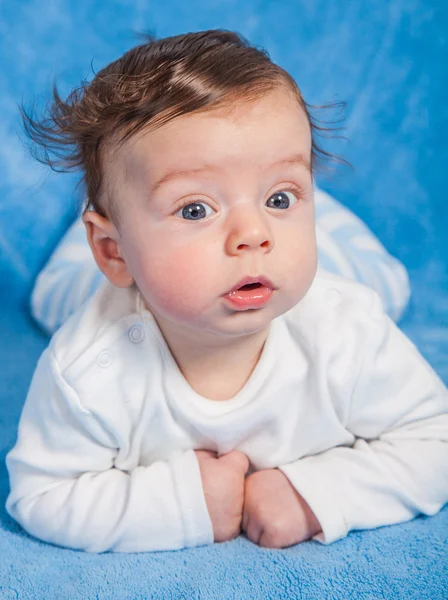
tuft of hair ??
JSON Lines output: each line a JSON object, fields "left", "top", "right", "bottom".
{"left": 21, "top": 29, "right": 350, "bottom": 225}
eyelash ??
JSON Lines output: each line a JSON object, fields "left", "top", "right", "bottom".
{"left": 173, "top": 185, "right": 306, "bottom": 215}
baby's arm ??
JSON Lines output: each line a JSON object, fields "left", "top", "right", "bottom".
{"left": 278, "top": 292, "right": 448, "bottom": 544}
{"left": 5, "top": 349, "right": 214, "bottom": 553}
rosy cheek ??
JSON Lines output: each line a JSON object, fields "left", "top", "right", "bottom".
{"left": 136, "top": 245, "right": 216, "bottom": 315}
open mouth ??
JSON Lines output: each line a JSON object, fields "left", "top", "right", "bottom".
{"left": 224, "top": 276, "right": 275, "bottom": 297}
{"left": 239, "top": 282, "right": 262, "bottom": 290}
{"left": 223, "top": 279, "right": 274, "bottom": 309}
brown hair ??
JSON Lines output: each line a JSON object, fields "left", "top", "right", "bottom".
{"left": 21, "top": 29, "right": 350, "bottom": 226}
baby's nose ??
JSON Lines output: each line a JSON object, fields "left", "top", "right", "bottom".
{"left": 226, "top": 210, "right": 274, "bottom": 254}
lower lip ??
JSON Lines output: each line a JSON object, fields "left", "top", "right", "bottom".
{"left": 222, "top": 285, "right": 274, "bottom": 310}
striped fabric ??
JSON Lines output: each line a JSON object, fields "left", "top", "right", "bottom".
{"left": 30, "top": 187, "right": 410, "bottom": 336}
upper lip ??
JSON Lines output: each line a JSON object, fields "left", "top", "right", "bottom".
{"left": 225, "top": 275, "right": 276, "bottom": 295}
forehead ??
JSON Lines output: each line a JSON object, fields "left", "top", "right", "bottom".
{"left": 113, "top": 88, "right": 311, "bottom": 181}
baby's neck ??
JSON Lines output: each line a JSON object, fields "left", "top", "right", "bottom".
{"left": 156, "top": 320, "right": 270, "bottom": 401}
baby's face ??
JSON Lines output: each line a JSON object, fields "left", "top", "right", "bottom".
{"left": 108, "top": 87, "right": 317, "bottom": 341}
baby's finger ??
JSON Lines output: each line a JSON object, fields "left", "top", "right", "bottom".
{"left": 245, "top": 519, "right": 263, "bottom": 546}
{"left": 195, "top": 449, "right": 218, "bottom": 460}
{"left": 219, "top": 450, "right": 249, "bottom": 474}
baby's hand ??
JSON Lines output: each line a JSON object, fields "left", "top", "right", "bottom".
{"left": 195, "top": 449, "right": 249, "bottom": 543}
{"left": 242, "top": 469, "right": 322, "bottom": 548}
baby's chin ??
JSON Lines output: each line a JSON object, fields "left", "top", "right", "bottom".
{"left": 142, "top": 283, "right": 306, "bottom": 342}
{"left": 192, "top": 294, "right": 299, "bottom": 338}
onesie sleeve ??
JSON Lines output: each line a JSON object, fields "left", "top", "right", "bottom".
{"left": 5, "top": 348, "right": 214, "bottom": 553}
{"left": 278, "top": 291, "right": 448, "bottom": 545}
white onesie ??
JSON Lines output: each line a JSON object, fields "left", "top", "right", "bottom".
{"left": 6, "top": 269, "right": 448, "bottom": 553}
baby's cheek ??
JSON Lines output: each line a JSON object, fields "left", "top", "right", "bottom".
{"left": 137, "top": 247, "right": 217, "bottom": 316}
{"left": 278, "top": 230, "right": 317, "bottom": 302}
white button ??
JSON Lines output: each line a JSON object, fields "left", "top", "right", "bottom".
{"left": 129, "top": 325, "right": 145, "bottom": 343}
{"left": 97, "top": 350, "right": 113, "bottom": 368}
{"left": 328, "top": 289, "right": 341, "bottom": 305}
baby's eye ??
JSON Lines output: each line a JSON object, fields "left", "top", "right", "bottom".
{"left": 174, "top": 189, "right": 300, "bottom": 221}
{"left": 266, "top": 190, "right": 299, "bottom": 210}
{"left": 174, "top": 201, "right": 214, "bottom": 221}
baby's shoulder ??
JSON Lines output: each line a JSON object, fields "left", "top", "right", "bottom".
{"left": 46, "top": 281, "right": 157, "bottom": 422}
{"left": 283, "top": 268, "right": 385, "bottom": 339}
{"left": 49, "top": 280, "right": 146, "bottom": 374}
{"left": 310, "top": 268, "right": 383, "bottom": 313}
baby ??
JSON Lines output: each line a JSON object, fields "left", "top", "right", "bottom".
{"left": 6, "top": 29, "right": 448, "bottom": 553}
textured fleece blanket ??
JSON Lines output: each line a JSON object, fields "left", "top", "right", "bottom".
{"left": 1, "top": 0, "right": 447, "bottom": 598}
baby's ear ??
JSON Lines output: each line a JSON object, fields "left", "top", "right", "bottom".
{"left": 82, "top": 211, "right": 135, "bottom": 288}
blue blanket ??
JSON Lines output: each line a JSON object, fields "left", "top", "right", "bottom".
{"left": 1, "top": 1, "right": 447, "bottom": 598}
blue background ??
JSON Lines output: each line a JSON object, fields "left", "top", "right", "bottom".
{"left": 1, "top": 1, "right": 447, "bottom": 373}
{"left": 0, "top": 1, "right": 447, "bottom": 599}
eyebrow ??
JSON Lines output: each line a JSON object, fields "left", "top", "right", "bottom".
{"left": 150, "top": 152, "right": 311, "bottom": 195}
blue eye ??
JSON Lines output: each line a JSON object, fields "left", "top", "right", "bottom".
{"left": 266, "top": 190, "right": 299, "bottom": 209}
{"left": 175, "top": 201, "right": 214, "bottom": 220}
{"left": 174, "top": 188, "right": 301, "bottom": 221}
